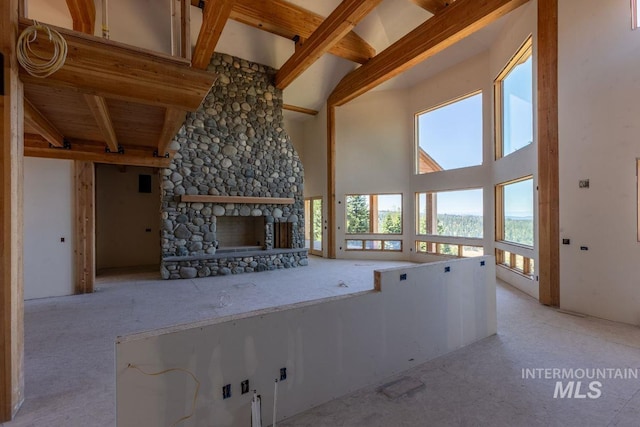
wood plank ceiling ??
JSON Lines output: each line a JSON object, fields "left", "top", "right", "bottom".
{"left": 22, "top": 0, "right": 523, "bottom": 167}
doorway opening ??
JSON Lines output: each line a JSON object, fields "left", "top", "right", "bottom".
{"left": 305, "top": 197, "right": 323, "bottom": 256}
{"left": 95, "top": 164, "right": 161, "bottom": 276}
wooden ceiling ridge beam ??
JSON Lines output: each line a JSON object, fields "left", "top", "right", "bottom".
{"left": 84, "top": 94, "right": 119, "bottom": 152}
{"left": 275, "top": 0, "right": 383, "bottom": 90}
{"left": 18, "top": 19, "right": 217, "bottom": 111}
{"left": 227, "top": 0, "right": 376, "bottom": 64}
{"left": 23, "top": 98, "right": 65, "bottom": 147}
{"left": 409, "top": 0, "right": 453, "bottom": 15}
{"left": 65, "top": 0, "right": 96, "bottom": 34}
{"left": 192, "top": 0, "right": 236, "bottom": 69}
{"left": 328, "top": 0, "right": 529, "bottom": 106}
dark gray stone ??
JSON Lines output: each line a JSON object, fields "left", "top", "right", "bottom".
{"left": 174, "top": 225, "right": 192, "bottom": 239}
{"left": 180, "top": 267, "right": 197, "bottom": 279}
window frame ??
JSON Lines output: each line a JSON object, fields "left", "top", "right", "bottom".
{"left": 494, "top": 36, "right": 533, "bottom": 160}
{"left": 496, "top": 248, "right": 535, "bottom": 279}
{"left": 415, "top": 240, "right": 484, "bottom": 258}
{"left": 633, "top": 0, "right": 639, "bottom": 29}
{"left": 495, "top": 176, "right": 534, "bottom": 249}
{"left": 345, "top": 193, "right": 403, "bottom": 235}
{"left": 415, "top": 188, "right": 484, "bottom": 240}
{"left": 414, "top": 90, "right": 483, "bottom": 174}
{"left": 345, "top": 239, "right": 403, "bottom": 252}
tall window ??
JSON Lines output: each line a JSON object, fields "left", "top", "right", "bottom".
{"left": 496, "top": 177, "right": 534, "bottom": 247}
{"left": 415, "top": 92, "right": 483, "bottom": 174}
{"left": 495, "top": 38, "right": 533, "bottom": 158}
{"left": 416, "top": 189, "right": 483, "bottom": 238}
{"left": 346, "top": 194, "right": 402, "bottom": 234}
{"left": 633, "top": 0, "right": 640, "bottom": 29}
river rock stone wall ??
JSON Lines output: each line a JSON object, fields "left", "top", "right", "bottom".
{"left": 160, "top": 53, "right": 307, "bottom": 279}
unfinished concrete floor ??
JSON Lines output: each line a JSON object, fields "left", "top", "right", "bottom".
{"left": 4, "top": 258, "right": 640, "bottom": 426}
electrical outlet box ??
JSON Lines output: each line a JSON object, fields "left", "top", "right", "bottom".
{"left": 280, "top": 367, "right": 287, "bottom": 381}
{"left": 444, "top": 266, "right": 451, "bottom": 273}
{"left": 480, "top": 261, "right": 485, "bottom": 266}
{"left": 222, "top": 384, "right": 231, "bottom": 399}
{"left": 400, "top": 273, "right": 407, "bottom": 281}
{"left": 562, "top": 239, "right": 570, "bottom": 245}
{"left": 579, "top": 179, "right": 590, "bottom": 188}
{"left": 580, "top": 246, "right": 589, "bottom": 251}
{"left": 241, "top": 380, "right": 249, "bottom": 394}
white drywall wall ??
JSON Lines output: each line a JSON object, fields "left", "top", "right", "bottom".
{"left": 24, "top": 158, "right": 75, "bottom": 300}
{"left": 300, "top": 106, "right": 329, "bottom": 257}
{"left": 95, "top": 165, "right": 160, "bottom": 271}
{"left": 283, "top": 118, "right": 305, "bottom": 163}
{"left": 334, "top": 89, "right": 411, "bottom": 260}
{"left": 116, "top": 256, "right": 496, "bottom": 427}
{"left": 27, "top": 0, "right": 172, "bottom": 54}
{"left": 558, "top": 0, "right": 640, "bottom": 324}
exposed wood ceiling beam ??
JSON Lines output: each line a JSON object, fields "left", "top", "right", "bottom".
{"left": 275, "top": 0, "right": 382, "bottom": 89}
{"left": 409, "top": 0, "right": 453, "bottom": 14}
{"left": 157, "top": 108, "right": 187, "bottom": 155}
{"left": 23, "top": 98, "right": 64, "bottom": 147}
{"left": 64, "top": 3, "right": 119, "bottom": 153}
{"left": 18, "top": 19, "right": 217, "bottom": 111}
{"left": 24, "top": 134, "right": 171, "bottom": 168}
{"left": 84, "top": 94, "right": 118, "bottom": 152}
{"left": 190, "top": 0, "right": 376, "bottom": 64}
{"left": 208, "top": 0, "right": 376, "bottom": 64}
{"left": 64, "top": 0, "right": 95, "bottom": 33}
{"left": 283, "top": 104, "right": 318, "bottom": 116}
{"left": 192, "top": 0, "right": 236, "bottom": 69}
{"left": 328, "top": 0, "right": 529, "bottom": 106}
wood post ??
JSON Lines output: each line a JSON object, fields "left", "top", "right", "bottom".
{"left": 74, "top": 161, "right": 95, "bottom": 294}
{"left": 0, "top": 0, "right": 25, "bottom": 420}
{"left": 537, "top": 0, "right": 560, "bottom": 306}
{"left": 327, "top": 105, "right": 336, "bottom": 259}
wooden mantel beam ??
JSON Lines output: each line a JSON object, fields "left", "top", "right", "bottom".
{"left": 227, "top": 0, "right": 375, "bottom": 64}
{"left": 23, "top": 98, "right": 64, "bottom": 147}
{"left": 84, "top": 95, "right": 118, "bottom": 152}
{"left": 275, "top": 0, "right": 382, "bottom": 90}
{"left": 409, "top": 0, "right": 453, "bottom": 15}
{"left": 18, "top": 19, "right": 217, "bottom": 111}
{"left": 328, "top": 0, "right": 529, "bottom": 106}
{"left": 64, "top": 0, "right": 96, "bottom": 34}
{"left": 192, "top": 0, "right": 236, "bottom": 69}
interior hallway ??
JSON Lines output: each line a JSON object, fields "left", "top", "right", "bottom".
{"left": 4, "top": 258, "right": 640, "bottom": 426}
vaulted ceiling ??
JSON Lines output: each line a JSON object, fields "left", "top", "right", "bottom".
{"left": 21, "top": 0, "right": 527, "bottom": 166}
{"left": 202, "top": 0, "right": 516, "bottom": 120}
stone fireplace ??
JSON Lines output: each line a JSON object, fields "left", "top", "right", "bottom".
{"left": 160, "top": 53, "right": 307, "bottom": 279}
